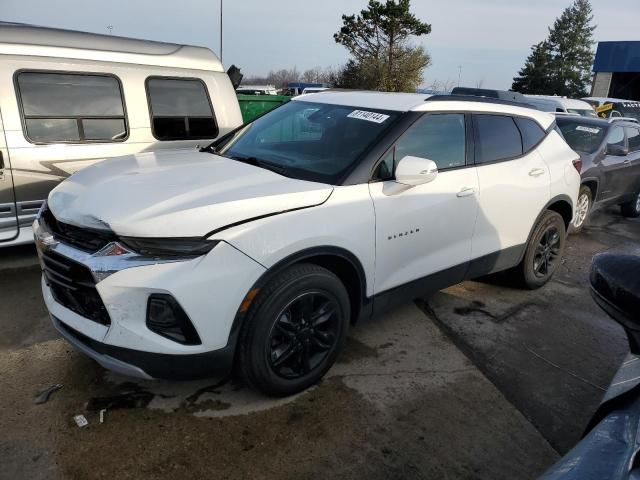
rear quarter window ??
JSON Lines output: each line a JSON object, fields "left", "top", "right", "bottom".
{"left": 514, "top": 117, "right": 546, "bottom": 152}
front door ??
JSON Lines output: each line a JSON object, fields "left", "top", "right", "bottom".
{"left": 599, "top": 126, "right": 633, "bottom": 203}
{"left": 624, "top": 126, "right": 640, "bottom": 197}
{"left": 369, "top": 113, "right": 479, "bottom": 295}
{"left": 0, "top": 110, "right": 17, "bottom": 242}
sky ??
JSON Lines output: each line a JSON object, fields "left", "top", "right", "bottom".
{"left": 2, "top": 0, "right": 639, "bottom": 90}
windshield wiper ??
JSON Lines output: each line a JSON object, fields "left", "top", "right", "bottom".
{"left": 227, "top": 155, "right": 289, "bottom": 177}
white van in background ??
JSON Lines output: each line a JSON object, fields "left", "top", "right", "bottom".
{"left": 525, "top": 95, "right": 597, "bottom": 117}
{"left": 0, "top": 23, "right": 243, "bottom": 247}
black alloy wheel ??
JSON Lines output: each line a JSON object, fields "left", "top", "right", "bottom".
{"left": 268, "top": 292, "right": 339, "bottom": 379}
{"left": 238, "top": 263, "right": 350, "bottom": 397}
{"left": 513, "top": 210, "right": 566, "bottom": 289}
{"left": 532, "top": 226, "right": 562, "bottom": 278}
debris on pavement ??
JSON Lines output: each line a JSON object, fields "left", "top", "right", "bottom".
{"left": 99, "top": 409, "right": 106, "bottom": 424}
{"left": 86, "top": 390, "right": 154, "bottom": 411}
{"left": 73, "top": 415, "right": 88, "bottom": 428}
{"left": 33, "top": 384, "right": 62, "bottom": 404}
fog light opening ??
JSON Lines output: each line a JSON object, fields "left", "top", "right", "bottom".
{"left": 146, "top": 294, "right": 201, "bottom": 345}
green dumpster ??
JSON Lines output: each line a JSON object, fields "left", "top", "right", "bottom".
{"left": 237, "top": 94, "right": 291, "bottom": 123}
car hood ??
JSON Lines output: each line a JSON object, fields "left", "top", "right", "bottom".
{"left": 48, "top": 149, "right": 333, "bottom": 238}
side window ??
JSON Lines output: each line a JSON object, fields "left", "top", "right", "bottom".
{"left": 146, "top": 78, "right": 217, "bottom": 140}
{"left": 16, "top": 72, "right": 127, "bottom": 143}
{"left": 475, "top": 115, "right": 523, "bottom": 164}
{"left": 606, "top": 127, "right": 625, "bottom": 148}
{"left": 393, "top": 113, "right": 466, "bottom": 170}
{"left": 515, "top": 117, "right": 546, "bottom": 152}
{"left": 625, "top": 127, "right": 640, "bottom": 152}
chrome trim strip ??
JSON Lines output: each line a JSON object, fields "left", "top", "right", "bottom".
{"left": 33, "top": 216, "right": 187, "bottom": 282}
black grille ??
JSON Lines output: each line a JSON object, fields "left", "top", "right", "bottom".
{"left": 42, "top": 250, "right": 111, "bottom": 325}
{"left": 42, "top": 208, "right": 117, "bottom": 253}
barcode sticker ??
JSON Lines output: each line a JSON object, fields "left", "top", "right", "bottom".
{"left": 576, "top": 126, "right": 601, "bottom": 134}
{"left": 347, "top": 110, "right": 390, "bottom": 124}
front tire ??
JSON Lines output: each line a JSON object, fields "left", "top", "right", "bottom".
{"left": 570, "top": 186, "right": 592, "bottom": 234}
{"left": 621, "top": 192, "right": 640, "bottom": 218}
{"left": 238, "top": 264, "right": 350, "bottom": 397}
{"left": 514, "top": 210, "right": 566, "bottom": 290}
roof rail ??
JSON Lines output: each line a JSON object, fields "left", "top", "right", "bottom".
{"left": 425, "top": 94, "right": 539, "bottom": 110}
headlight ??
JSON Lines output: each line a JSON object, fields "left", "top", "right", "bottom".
{"left": 119, "top": 237, "right": 219, "bottom": 258}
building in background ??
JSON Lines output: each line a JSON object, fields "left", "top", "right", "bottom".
{"left": 591, "top": 41, "right": 640, "bottom": 100}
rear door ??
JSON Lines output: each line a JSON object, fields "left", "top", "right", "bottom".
{"left": 0, "top": 110, "right": 18, "bottom": 241}
{"left": 471, "top": 114, "right": 550, "bottom": 264}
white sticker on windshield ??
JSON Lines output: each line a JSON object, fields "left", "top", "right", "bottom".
{"left": 347, "top": 110, "right": 390, "bottom": 124}
{"left": 576, "top": 126, "right": 601, "bottom": 134}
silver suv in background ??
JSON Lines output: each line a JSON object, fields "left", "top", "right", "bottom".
{"left": 0, "top": 23, "right": 243, "bottom": 247}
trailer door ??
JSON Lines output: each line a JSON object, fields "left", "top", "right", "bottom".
{"left": 0, "top": 110, "right": 18, "bottom": 241}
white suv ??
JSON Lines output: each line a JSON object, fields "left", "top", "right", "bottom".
{"left": 34, "top": 92, "right": 580, "bottom": 396}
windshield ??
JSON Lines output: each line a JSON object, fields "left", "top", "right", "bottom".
{"left": 218, "top": 101, "right": 400, "bottom": 183}
{"left": 567, "top": 108, "right": 598, "bottom": 118}
{"left": 558, "top": 120, "right": 606, "bottom": 153}
{"left": 617, "top": 102, "right": 640, "bottom": 121}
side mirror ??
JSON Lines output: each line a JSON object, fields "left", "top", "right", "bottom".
{"left": 590, "top": 253, "right": 640, "bottom": 353}
{"left": 607, "top": 144, "right": 629, "bottom": 156}
{"left": 395, "top": 156, "right": 438, "bottom": 186}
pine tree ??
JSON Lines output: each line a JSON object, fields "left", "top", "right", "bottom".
{"left": 511, "top": 0, "right": 596, "bottom": 97}
{"left": 334, "top": 0, "right": 431, "bottom": 92}
{"left": 547, "top": 0, "right": 596, "bottom": 97}
{"left": 512, "top": 42, "right": 554, "bottom": 94}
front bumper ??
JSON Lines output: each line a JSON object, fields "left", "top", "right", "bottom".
{"left": 52, "top": 315, "right": 234, "bottom": 380}
{"left": 35, "top": 217, "right": 266, "bottom": 379}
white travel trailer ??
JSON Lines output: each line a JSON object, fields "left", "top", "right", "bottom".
{"left": 0, "top": 23, "right": 242, "bottom": 247}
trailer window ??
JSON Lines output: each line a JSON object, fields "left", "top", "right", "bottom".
{"left": 146, "top": 77, "right": 217, "bottom": 141}
{"left": 16, "top": 72, "right": 127, "bottom": 144}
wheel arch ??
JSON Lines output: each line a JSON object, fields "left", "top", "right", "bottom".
{"left": 517, "top": 194, "right": 573, "bottom": 265}
{"left": 581, "top": 178, "right": 599, "bottom": 201}
{"left": 227, "top": 246, "right": 368, "bottom": 359}
{"left": 545, "top": 195, "right": 574, "bottom": 231}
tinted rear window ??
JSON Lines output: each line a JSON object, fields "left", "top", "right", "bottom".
{"left": 146, "top": 78, "right": 217, "bottom": 140}
{"left": 558, "top": 120, "right": 606, "bottom": 153}
{"left": 475, "top": 115, "right": 523, "bottom": 163}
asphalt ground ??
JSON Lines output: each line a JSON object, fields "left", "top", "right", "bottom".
{"left": 0, "top": 206, "right": 637, "bottom": 479}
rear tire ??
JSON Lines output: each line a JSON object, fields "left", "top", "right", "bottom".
{"left": 570, "top": 186, "right": 592, "bottom": 234}
{"left": 621, "top": 192, "right": 640, "bottom": 218}
{"left": 513, "top": 210, "right": 566, "bottom": 290}
{"left": 238, "top": 263, "right": 350, "bottom": 397}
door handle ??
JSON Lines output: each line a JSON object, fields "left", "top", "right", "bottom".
{"left": 529, "top": 168, "right": 546, "bottom": 177}
{"left": 457, "top": 186, "right": 476, "bottom": 198}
